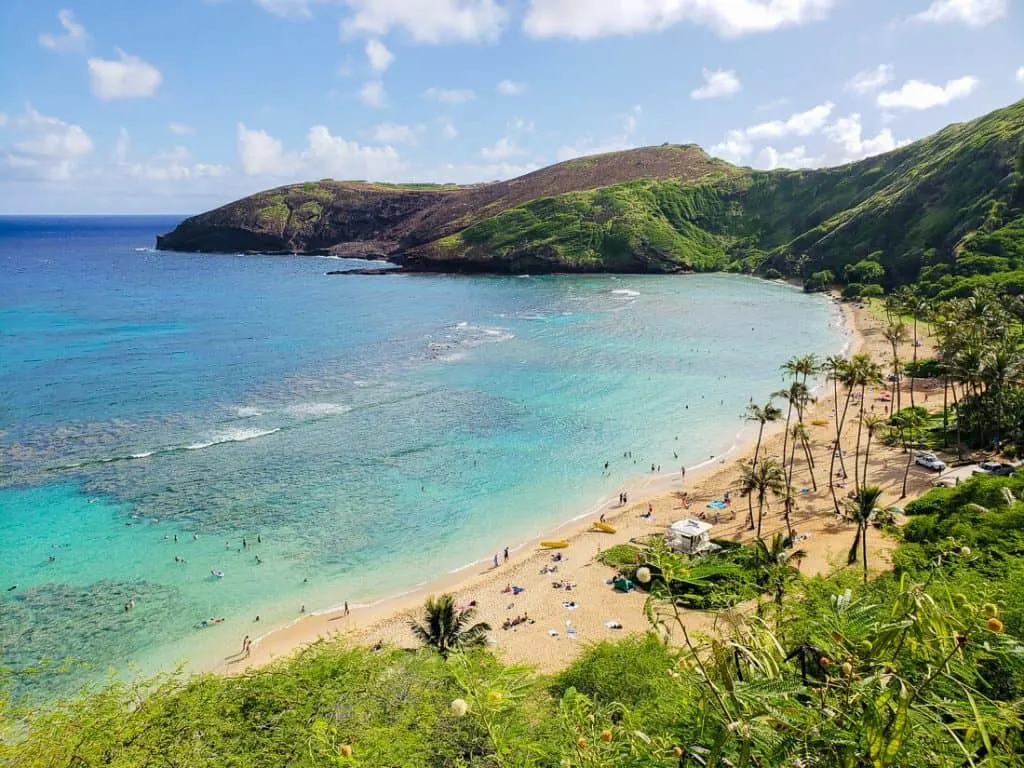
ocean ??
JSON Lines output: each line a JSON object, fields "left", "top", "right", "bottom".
{"left": 0, "top": 215, "right": 848, "bottom": 699}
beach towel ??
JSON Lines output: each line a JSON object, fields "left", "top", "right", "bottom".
{"left": 707, "top": 500, "right": 727, "bottom": 510}
{"left": 605, "top": 620, "right": 623, "bottom": 629}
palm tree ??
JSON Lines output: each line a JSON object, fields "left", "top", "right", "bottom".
{"left": 737, "top": 457, "right": 787, "bottom": 539}
{"left": 896, "top": 286, "right": 927, "bottom": 409}
{"left": 824, "top": 356, "right": 853, "bottom": 516}
{"left": 848, "top": 354, "right": 885, "bottom": 492}
{"left": 891, "top": 408, "right": 926, "bottom": 498}
{"left": 409, "top": 594, "right": 491, "bottom": 659}
{"left": 750, "top": 533, "right": 807, "bottom": 605}
{"left": 860, "top": 413, "right": 887, "bottom": 488}
{"left": 882, "top": 321, "right": 908, "bottom": 416}
{"left": 847, "top": 485, "right": 884, "bottom": 584}
{"left": 744, "top": 399, "right": 782, "bottom": 527}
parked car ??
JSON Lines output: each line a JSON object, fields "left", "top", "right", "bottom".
{"left": 979, "top": 460, "right": 1015, "bottom": 476}
{"left": 915, "top": 452, "right": 947, "bottom": 472}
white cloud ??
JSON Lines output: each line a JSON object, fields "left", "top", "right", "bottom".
{"left": 846, "top": 64, "right": 893, "bottom": 94}
{"left": 745, "top": 102, "right": 834, "bottom": 139}
{"left": 877, "top": 76, "right": 978, "bottom": 110}
{"left": 427, "top": 160, "right": 539, "bottom": 184}
{"left": 710, "top": 101, "right": 834, "bottom": 165}
{"left": 523, "top": 0, "right": 835, "bottom": 39}
{"left": 508, "top": 116, "right": 535, "bottom": 133}
{"left": 39, "top": 9, "right": 89, "bottom": 53}
{"left": 497, "top": 79, "right": 525, "bottom": 95}
{"left": 710, "top": 130, "right": 752, "bottom": 164}
{"left": 423, "top": 87, "right": 476, "bottom": 104}
{"left": 371, "top": 122, "right": 419, "bottom": 144}
{"left": 341, "top": 0, "right": 508, "bottom": 43}
{"left": 824, "top": 113, "right": 907, "bottom": 162}
{"left": 690, "top": 68, "right": 742, "bottom": 100}
{"left": 88, "top": 50, "right": 162, "bottom": 100}
{"left": 756, "top": 145, "right": 820, "bottom": 170}
{"left": 114, "top": 130, "right": 227, "bottom": 181}
{"left": 556, "top": 105, "right": 640, "bottom": 161}
{"left": 2, "top": 105, "right": 94, "bottom": 180}
{"left": 254, "top": 0, "right": 326, "bottom": 19}
{"left": 359, "top": 80, "right": 386, "bottom": 107}
{"left": 439, "top": 118, "right": 458, "bottom": 139}
{"left": 169, "top": 122, "right": 195, "bottom": 136}
{"left": 365, "top": 39, "right": 394, "bottom": 72}
{"left": 480, "top": 136, "right": 524, "bottom": 160}
{"left": 236, "top": 123, "right": 403, "bottom": 180}
{"left": 910, "top": 0, "right": 1006, "bottom": 27}
{"left": 1017, "top": 66, "right": 1024, "bottom": 84}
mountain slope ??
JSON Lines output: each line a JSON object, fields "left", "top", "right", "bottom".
{"left": 157, "top": 100, "right": 1024, "bottom": 289}
{"left": 155, "top": 144, "right": 731, "bottom": 256}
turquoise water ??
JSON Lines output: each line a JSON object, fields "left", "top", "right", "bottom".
{"left": 0, "top": 216, "right": 848, "bottom": 699}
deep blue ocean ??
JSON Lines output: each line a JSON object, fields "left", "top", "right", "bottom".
{"left": 0, "top": 215, "right": 848, "bottom": 698}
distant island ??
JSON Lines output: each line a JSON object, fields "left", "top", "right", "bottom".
{"left": 158, "top": 99, "right": 1024, "bottom": 299}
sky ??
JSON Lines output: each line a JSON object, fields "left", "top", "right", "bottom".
{"left": 0, "top": 0, "right": 1022, "bottom": 214}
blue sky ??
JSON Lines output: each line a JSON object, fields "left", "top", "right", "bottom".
{"left": 1, "top": 0, "right": 1022, "bottom": 213}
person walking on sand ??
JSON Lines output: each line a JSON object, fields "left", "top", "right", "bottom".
{"left": 493, "top": 554, "right": 499, "bottom": 568}
{"left": 241, "top": 635, "right": 250, "bottom": 656}
{"left": 681, "top": 465, "right": 686, "bottom": 482}
{"left": 344, "top": 601, "right": 349, "bottom": 616}
{"left": 503, "top": 546, "right": 509, "bottom": 562}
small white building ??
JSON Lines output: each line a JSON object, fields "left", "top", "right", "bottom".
{"left": 666, "top": 519, "right": 719, "bottom": 555}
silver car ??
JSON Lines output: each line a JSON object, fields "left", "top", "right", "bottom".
{"left": 915, "top": 452, "right": 947, "bottom": 472}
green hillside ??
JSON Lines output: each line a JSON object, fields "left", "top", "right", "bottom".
{"left": 414, "top": 99, "right": 1024, "bottom": 295}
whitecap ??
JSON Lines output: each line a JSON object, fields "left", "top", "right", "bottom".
{"left": 185, "top": 428, "right": 280, "bottom": 450}
{"left": 611, "top": 289, "right": 640, "bottom": 297}
{"left": 285, "top": 403, "right": 352, "bottom": 417}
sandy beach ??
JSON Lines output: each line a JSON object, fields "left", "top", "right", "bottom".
{"left": 222, "top": 298, "right": 939, "bottom": 675}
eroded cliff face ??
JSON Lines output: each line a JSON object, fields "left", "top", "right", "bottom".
{"left": 155, "top": 145, "right": 730, "bottom": 263}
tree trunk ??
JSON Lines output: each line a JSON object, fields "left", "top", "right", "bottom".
{"left": 861, "top": 523, "right": 869, "bottom": 584}
{"left": 747, "top": 423, "right": 765, "bottom": 531}
{"left": 909, "top": 314, "right": 918, "bottom": 409}
{"left": 756, "top": 497, "right": 765, "bottom": 539}
{"left": 854, "top": 384, "right": 867, "bottom": 492}
{"left": 802, "top": 435, "right": 818, "bottom": 490}
{"left": 901, "top": 439, "right": 914, "bottom": 498}
{"left": 942, "top": 376, "right": 949, "bottom": 447}
{"left": 862, "top": 431, "right": 874, "bottom": 488}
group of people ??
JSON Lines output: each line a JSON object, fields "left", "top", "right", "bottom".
{"left": 501, "top": 613, "right": 532, "bottom": 631}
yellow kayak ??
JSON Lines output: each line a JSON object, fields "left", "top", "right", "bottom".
{"left": 540, "top": 540, "right": 569, "bottom": 549}
{"left": 592, "top": 521, "right": 616, "bottom": 534}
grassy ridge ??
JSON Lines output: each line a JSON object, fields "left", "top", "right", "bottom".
{"left": 421, "top": 99, "right": 1024, "bottom": 288}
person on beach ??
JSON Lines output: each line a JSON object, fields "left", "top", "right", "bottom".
{"left": 504, "top": 546, "right": 509, "bottom": 562}
{"left": 681, "top": 466, "right": 686, "bottom": 482}
{"left": 599, "top": 513, "right": 606, "bottom": 523}
{"left": 344, "top": 601, "right": 350, "bottom": 616}
{"left": 493, "top": 554, "right": 499, "bottom": 568}
{"left": 241, "top": 635, "right": 249, "bottom": 655}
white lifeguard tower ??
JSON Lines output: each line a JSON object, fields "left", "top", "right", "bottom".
{"left": 666, "top": 519, "right": 719, "bottom": 555}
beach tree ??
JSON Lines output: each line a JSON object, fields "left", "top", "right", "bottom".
{"left": 737, "top": 457, "right": 787, "bottom": 539}
{"left": 883, "top": 321, "right": 908, "bottom": 415}
{"left": 896, "top": 285, "right": 928, "bottom": 409}
{"left": 743, "top": 399, "right": 782, "bottom": 527}
{"left": 409, "top": 594, "right": 491, "bottom": 659}
{"left": 891, "top": 407, "right": 927, "bottom": 497}
{"left": 824, "top": 355, "right": 854, "bottom": 515}
{"left": 860, "top": 413, "right": 888, "bottom": 488}
{"left": 750, "top": 533, "right": 806, "bottom": 605}
{"left": 847, "top": 484, "right": 884, "bottom": 583}
{"left": 848, "top": 354, "right": 885, "bottom": 491}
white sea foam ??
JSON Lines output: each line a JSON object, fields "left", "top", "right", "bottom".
{"left": 234, "top": 406, "right": 264, "bottom": 418}
{"left": 611, "top": 289, "right": 640, "bottom": 297}
{"left": 285, "top": 403, "right": 352, "bottom": 417}
{"left": 130, "top": 451, "right": 154, "bottom": 459}
{"left": 185, "top": 427, "right": 280, "bottom": 450}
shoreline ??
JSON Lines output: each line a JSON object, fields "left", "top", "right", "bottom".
{"left": 221, "top": 295, "right": 864, "bottom": 675}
